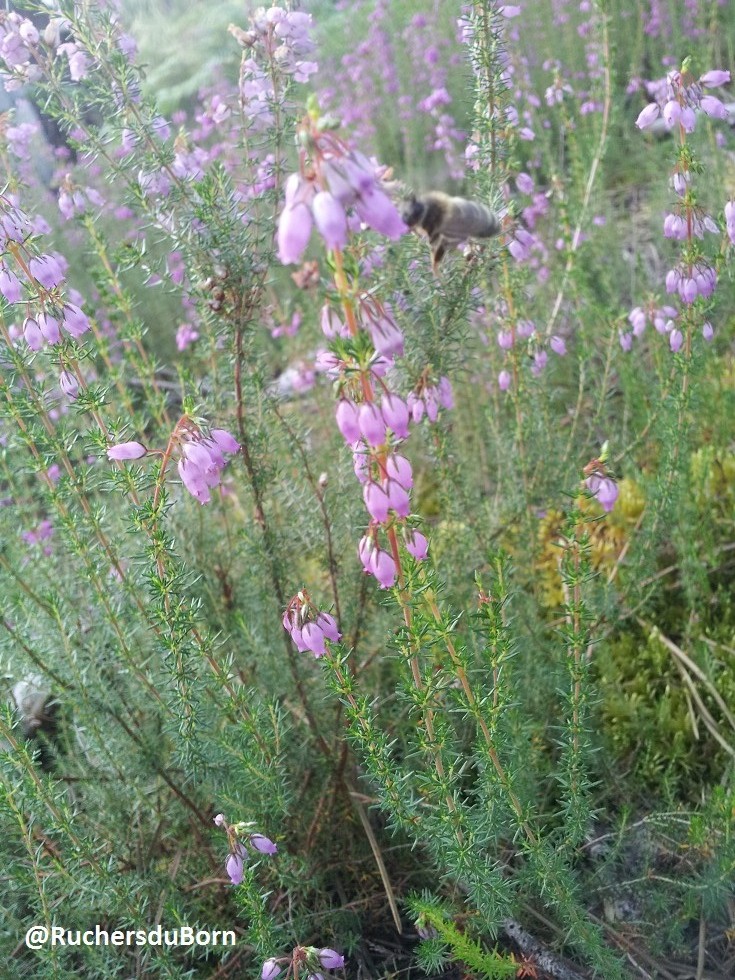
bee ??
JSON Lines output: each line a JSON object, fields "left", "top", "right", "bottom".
{"left": 402, "top": 191, "right": 501, "bottom": 271}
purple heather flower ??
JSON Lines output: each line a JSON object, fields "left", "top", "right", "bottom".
{"left": 405, "top": 529, "right": 428, "bottom": 560}
{"left": 586, "top": 474, "right": 618, "bottom": 512}
{"left": 37, "top": 312, "right": 60, "bottom": 345}
{"left": 498, "top": 370, "right": 511, "bottom": 391}
{"left": 619, "top": 331, "right": 633, "bottom": 352}
{"left": 312, "top": 191, "right": 348, "bottom": 251}
{"left": 249, "top": 833, "right": 278, "bottom": 855}
{"left": 59, "top": 369, "right": 79, "bottom": 400}
{"left": 318, "top": 949, "right": 345, "bottom": 970}
{"left": 226, "top": 843, "right": 247, "bottom": 885}
{"left": 316, "top": 612, "right": 341, "bottom": 642}
{"left": 381, "top": 393, "right": 409, "bottom": 439}
{"left": 669, "top": 328, "right": 684, "bottom": 352}
{"left": 107, "top": 441, "right": 147, "bottom": 461}
{"left": 358, "top": 403, "right": 386, "bottom": 446}
{"left": 700, "top": 69, "right": 731, "bottom": 88}
{"left": 28, "top": 254, "right": 65, "bottom": 289}
{"left": 213, "top": 813, "right": 226, "bottom": 827}
{"left": 0, "top": 265, "right": 22, "bottom": 302}
{"left": 321, "top": 305, "right": 347, "bottom": 339}
{"left": 262, "top": 960, "right": 282, "bottom": 980}
{"left": 703, "top": 322, "right": 714, "bottom": 341}
{"left": 701, "top": 96, "right": 728, "bottom": 119}
{"left": 516, "top": 172, "right": 534, "bottom": 194}
{"left": 301, "top": 621, "right": 326, "bottom": 656}
{"left": 385, "top": 479, "right": 410, "bottom": 517}
{"left": 363, "top": 480, "right": 390, "bottom": 522}
{"left": 61, "top": 303, "right": 90, "bottom": 338}
{"left": 550, "top": 335, "right": 567, "bottom": 356}
{"left": 23, "top": 316, "right": 43, "bottom": 351}
{"left": 635, "top": 103, "right": 660, "bottom": 129}
{"left": 662, "top": 99, "right": 681, "bottom": 128}
{"left": 385, "top": 453, "right": 412, "bottom": 489}
{"left": 355, "top": 184, "right": 406, "bottom": 238}
{"left": 336, "top": 400, "right": 361, "bottom": 444}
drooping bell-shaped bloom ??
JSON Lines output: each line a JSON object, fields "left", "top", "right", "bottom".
{"left": 335, "top": 399, "right": 360, "bottom": 444}
{"left": 312, "top": 191, "right": 348, "bottom": 251}
{"left": 364, "top": 480, "right": 390, "bottom": 522}
{"left": 635, "top": 103, "right": 660, "bottom": 129}
{"left": 249, "top": 833, "right": 278, "bottom": 855}
{"left": 318, "top": 949, "right": 345, "bottom": 969}
{"left": 586, "top": 474, "right": 618, "bottom": 512}
{"left": 225, "top": 842, "right": 248, "bottom": 885}
{"left": 23, "top": 316, "right": 43, "bottom": 351}
{"left": 261, "top": 960, "right": 282, "bottom": 980}
{"left": 59, "top": 369, "right": 79, "bottom": 400}
{"left": 358, "top": 402, "right": 386, "bottom": 446}
{"left": 381, "top": 393, "right": 409, "bottom": 439}
{"left": 405, "top": 529, "right": 428, "bottom": 560}
{"left": 107, "top": 441, "right": 147, "bottom": 460}
{"left": 385, "top": 453, "right": 412, "bottom": 490}
{"left": 37, "top": 311, "right": 60, "bottom": 345}
{"left": 62, "top": 303, "right": 90, "bottom": 338}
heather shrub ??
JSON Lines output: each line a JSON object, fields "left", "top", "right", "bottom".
{"left": 1, "top": 2, "right": 734, "bottom": 979}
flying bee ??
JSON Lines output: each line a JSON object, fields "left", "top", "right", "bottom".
{"left": 402, "top": 191, "right": 502, "bottom": 271}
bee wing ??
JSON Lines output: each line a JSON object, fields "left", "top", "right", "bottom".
{"left": 442, "top": 199, "right": 499, "bottom": 242}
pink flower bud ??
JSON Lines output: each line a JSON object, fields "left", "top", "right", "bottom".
{"left": 498, "top": 370, "right": 511, "bottom": 391}
{"left": 107, "top": 441, "right": 147, "bottom": 461}
{"left": 384, "top": 479, "right": 411, "bottom": 517}
{"left": 210, "top": 428, "right": 240, "bottom": 454}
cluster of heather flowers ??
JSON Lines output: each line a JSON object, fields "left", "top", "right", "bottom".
{"left": 627, "top": 61, "right": 731, "bottom": 352}
{"left": 0, "top": 195, "right": 92, "bottom": 370}
{"left": 635, "top": 66, "right": 730, "bottom": 132}
{"left": 107, "top": 419, "right": 239, "bottom": 505}
{"left": 276, "top": 127, "right": 405, "bottom": 264}
{"left": 282, "top": 591, "right": 341, "bottom": 658}
{"left": 277, "top": 111, "right": 450, "bottom": 594}
{"left": 230, "top": 5, "right": 317, "bottom": 137}
{"left": 261, "top": 945, "right": 344, "bottom": 980}
{"left": 213, "top": 813, "right": 277, "bottom": 886}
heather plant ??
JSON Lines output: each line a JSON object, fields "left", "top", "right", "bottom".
{"left": 1, "top": 2, "right": 735, "bottom": 979}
